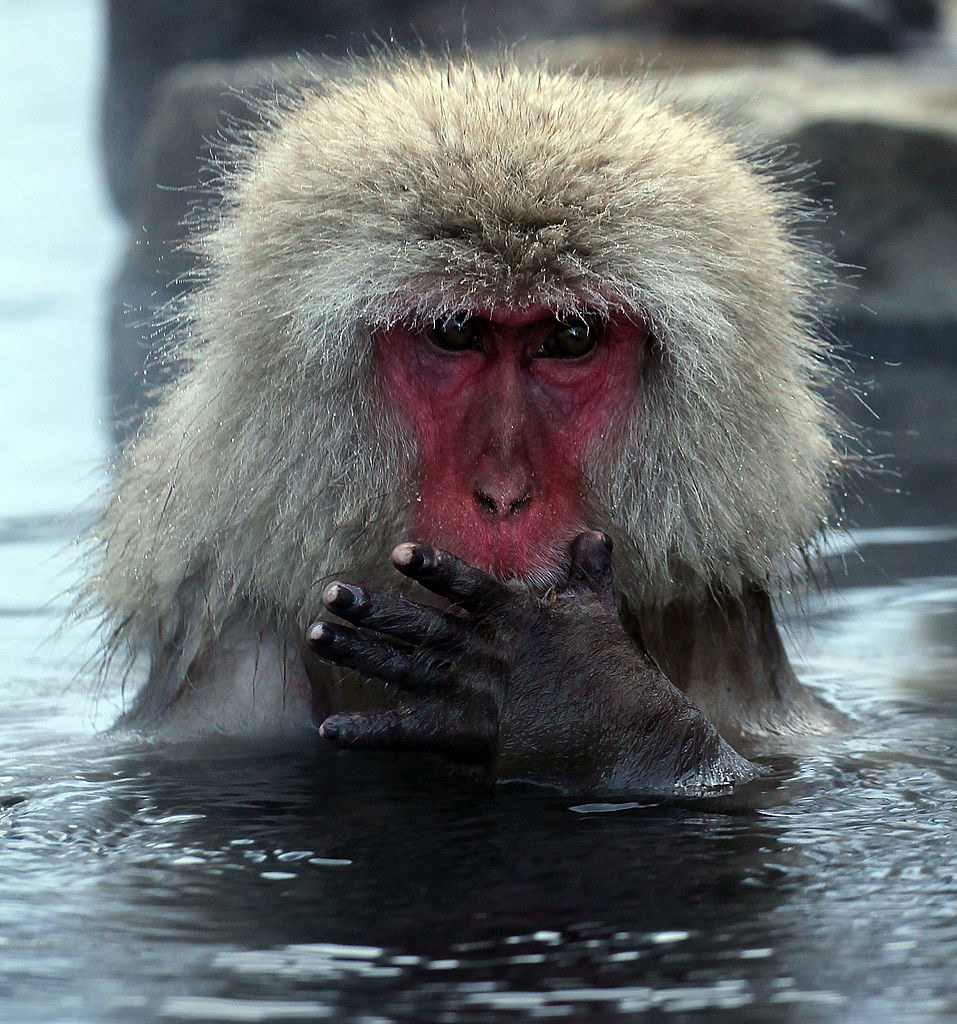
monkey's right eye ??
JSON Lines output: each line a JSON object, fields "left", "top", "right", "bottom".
{"left": 427, "top": 314, "right": 482, "bottom": 352}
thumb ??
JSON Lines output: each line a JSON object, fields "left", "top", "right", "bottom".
{"left": 565, "top": 531, "right": 616, "bottom": 606}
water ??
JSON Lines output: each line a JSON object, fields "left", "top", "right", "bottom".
{"left": 1, "top": 3, "right": 955, "bottom": 1022}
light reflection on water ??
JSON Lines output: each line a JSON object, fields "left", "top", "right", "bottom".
{"left": 1, "top": 2, "right": 956, "bottom": 1023}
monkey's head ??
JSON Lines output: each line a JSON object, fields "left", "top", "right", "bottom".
{"left": 98, "top": 57, "right": 840, "bottom": 644}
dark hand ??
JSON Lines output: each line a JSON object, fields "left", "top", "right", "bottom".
{"left": 307, "top": 532, "right": 759, "bottom": 793}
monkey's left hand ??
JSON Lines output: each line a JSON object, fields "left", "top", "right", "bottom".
{"left": 307, "top": 532, "right": 760, "bottom": 793}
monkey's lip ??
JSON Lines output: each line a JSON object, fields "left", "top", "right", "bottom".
{"left": 423, "top": 527, "right": 579, "bottom": 590}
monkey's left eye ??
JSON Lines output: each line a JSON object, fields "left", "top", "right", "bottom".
{"left": 536, "top": 320, "right": 597, "bottom": 360}
{"left": 427, "top": 314, "right": 482, "bottom": 352}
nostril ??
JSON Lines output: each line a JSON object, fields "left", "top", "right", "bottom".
{"left": 474, "top": 487, "right": 532, "bottom": 517}
{"left": 475, "top": 489, "right": 499, "bottom": 515}
{"left": 507, "top": 491, "right": 531, "bottom": 516}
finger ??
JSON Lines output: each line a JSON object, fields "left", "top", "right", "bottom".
{"left": 391, "top": 543, "right": 513, "bottom": 615}
{"left": 309, "top": 620, "right": 464, "bottom": 696}
{"left": 566, "top": 531, "right": 615, "bottom": 604}
{"left": 307, "top": 621, "right": 413, "bottom": 687}
{"left": 319, "top": 708, "right": 494, "bottom": 763}
{"left": 322, "top": 582, "right": 467, "bottom": 646}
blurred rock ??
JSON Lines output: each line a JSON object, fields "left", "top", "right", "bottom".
{"left": 107, "top": 58, "right": 317, "bottom": 439}
{"left": 835, "top": 363, "right": 957, "bottom": 526}
{"left": 638, "top": 0, "right": 939, "bottom": 52}
{"left": 796, "top": 119, "right": 957, "bottom": 342}
{"left": 103, "top": 0, "right": 400, "bottom": 217}
{"left": 662, "top": 55, "right": 957, "bottom": 345}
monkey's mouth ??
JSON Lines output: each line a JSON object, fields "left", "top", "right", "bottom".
{"left": 419, "top": 520, "right": 582, "bottom": 594}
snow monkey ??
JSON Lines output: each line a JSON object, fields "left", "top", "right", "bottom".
{"left": 82, "top": 56, "right": 845, "bottom": 794}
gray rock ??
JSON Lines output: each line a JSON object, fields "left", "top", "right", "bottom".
{"left": 103, "top": 0, "right": 408, "bottom": 216}
{"left": 108, "top": 59, "right": 313, "bottom": 441}
{"left": 665, "top": 55, "right": 957, "bottom": 342}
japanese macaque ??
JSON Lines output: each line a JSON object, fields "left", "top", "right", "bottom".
{"left": 81, "top": 56, "right": 845, "bottom": 794}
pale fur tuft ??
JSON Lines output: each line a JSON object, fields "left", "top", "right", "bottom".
{"left": 77, "top": 56, "right": 843, "bottom": 710}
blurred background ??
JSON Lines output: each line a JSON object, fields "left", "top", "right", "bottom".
{"left": 1, "top": 3, "right": 955, "bottom": 1023}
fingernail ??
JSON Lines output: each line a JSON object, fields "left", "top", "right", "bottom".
{"left": 320, "top": 719, "right": 340, "bottom": 741}
{"left": 323, "top": 582, "right": 357, "bottom": 611}
{"left": 393, "top": 542, "right": 425, "bottom": 571}
{"left": 597, "top": 531, "right": 613, "bottom": 551}
{"left": 307, "top": 622, "right": 333, "bottom": 646}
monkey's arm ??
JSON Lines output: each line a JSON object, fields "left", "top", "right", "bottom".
{"left": 307, "top": 533, "right": 761, "bottom": 794}
{"left": 632, "top": 587, "right": 844, "bottom": 750}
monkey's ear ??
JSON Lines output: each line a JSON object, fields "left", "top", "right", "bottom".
{"left": 565, "top": 531, "right": 616, "bottom": 606}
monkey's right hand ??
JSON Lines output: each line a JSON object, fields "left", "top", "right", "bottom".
{"left": 306, "top": 540, "right": 514, "bottom": 767}
{"left": 306, "top": 534, "right": 760, "bottom": 792}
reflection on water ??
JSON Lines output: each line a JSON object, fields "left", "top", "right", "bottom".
{"left": 1, "top": 2, "right": 956, "bottom": 1023}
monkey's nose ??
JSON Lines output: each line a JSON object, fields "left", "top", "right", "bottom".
{"left": 474, "top": 485, "right": 532, "bottom": 518}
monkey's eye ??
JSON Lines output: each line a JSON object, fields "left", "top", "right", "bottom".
{"left": 536, "top": 320, "right": 597, "bottom": 359}
{"left": 427, "top": 314, "right": 482, "bottom": 352}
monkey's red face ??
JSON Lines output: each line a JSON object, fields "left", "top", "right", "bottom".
{"left": 376, "top": 306, "right": 646, "bottom": 581}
